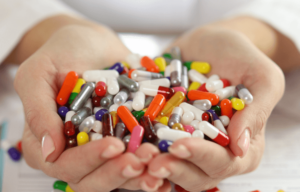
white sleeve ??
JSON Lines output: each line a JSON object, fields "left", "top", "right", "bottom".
{"left": 0, "top": 0, "right": 82, "bottom": 64}
{"left": 226, "top": 0, "right": 300, "bottom": 51}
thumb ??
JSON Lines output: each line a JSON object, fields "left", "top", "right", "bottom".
{"left": 14, "top": 60, "right": 66, "bottom": 163}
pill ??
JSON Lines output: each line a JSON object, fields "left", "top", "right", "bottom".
{"left": 101, "top": 94, "right": 114, "bottom": 108}
{"left": 192, "top": 130, "right": 204, "bottom": 139}
{"left": 188, "top": 69, "right": 207, "bottom": 84}
{"left": 58, "top": 106, "right": 69, "bottom": 118}
{"left": 123, "top": 134, "right": 131, "bottom": 148}
{"left": 160, "top": 91, "right": 185, "bottom": 117}
{"left": 207, "top": 109, "right": 227, "bottom": 134}
{"left": 139, "top": 116, "right": 158, "bottom": 143}
{"left": 219, "top": 115, "right": 230, "bottom": 127}
{"left": 109, "top": 103, "right": 120, "bottom": 112}
{"left": 110, "top": 111, "right": 119, "bottom": 127}
{"left": 109, "top": 62, "right": 124, "bottom": 74}
{"left": 236, "top": 84, "right": 253, "bottom": 104}
{"left": 144, "top": 94, "right": 166, "bottom": 121}
{"left": 231, "top": 97, "right": 245, "bottom": 111}
{"left": 131, "top": 70, "right": 163, "bottom": 81}
{"left": 215, "top": 86, "right": 235, "bottom": 100}
{"left": 95, "top": 81, "right": 107, "bottom": 96}
{"left": 185, "top": 61, "right": 211, "bottom": 74}
{"left": 92, "top": 96, "right": 102, "bottom": 107}
{"left": 192, "top": 99, "right": 212, "bottom": 111}
{"left": 157, "top": 128, "right": 191, "bottom": 142}
{"left": 159, "top": 116, "right": 169, "bottom": 126}
{"left": 172, "top": 86, "right": 187, "bottom": 95}
{"left": 83, "top": 70, "right": 119, "bottom": 82}
{"left": 132, "top": 91, "right": 145, "bottom": 111}
{"left": 92, "top": 120, "right": 102, "bottom": 133}
{"left": 206, "top": 79, "right": 231, "bottom": 92}
{"left": 158, "top": 140, "right": 173, "bottom": 152}
{"left": 77, "top": 132, "right": 89, "bottom": 146}
{"left": 139, "top": 84, "right": 175, "bottom": 99}
{"left": 131, "top": 110, "right": 145, "bottom": 122}
{"left": 70, "top": 82, "right": 95, "bottom": 111}
{"left": 179, "top": 102, "right": 204, "bottom": 121}
{"left": 154, "top": 57, "right": 166, "bottom": 72}
{"left": 127, "top": 125, "right": 145, "bottom": 153}
{"left": 164, "top": 65, "right": 171, "bottom": 77}
{"left": 139, "top": 78, "right": 170, "bottom": 87}
{"left": 144, "top": 96, "right": 154, "bottom": 108}
{"left": 56, "top": 71, "right": 78, "bottom": 106}
{"left": 207, "top": 74, "right": 220, "bottom": 83}
{"left": 117, "top": 106, "right": 139, "bottom": 132}
{"left": 190, "top": 120, "right": 200, "bottom": 130}
{"left": 141, "top": 56, "right": 159, "bottom": 73}
{"left": 188, "top": 90, "right": 219, "bottom": 106}
{"left": 79, "top": 115, "right": 96, "bottom": 133}
{"left": 107, "top": 78, "right": 120, "bottom": 95}
{"left": 115, "top": 121, "right": 127, "bottom": 139}
{"left": 172, "top": 123, "right": 185, "bottom": 131}
{"left": 68, "top": 92, "right": 78, "bottom": 105}
{"left": 170, "top": 47, "right": 182, "bottom": 61}
{"left": 1, "top": 140, "right": 21, "bottom": 161}
{"left": 89, "top": 132, "right": 103, "bottom": 141}
{"left": 114, "top": 88, "right": 130, "bottom": 105}
{"left": 102, "top": 113, "right": 114, "bottom": 137}
{"left": 188, "top": 82, "right": 201, "bottom": 91}
{"left": 95, "top": 108, "right": 109, "bottom": 121}
{"left": 198, "top": 121, "right": 229, "bottom": 146}
{"left": 125, "top": 53, "right": 141, "bottom": 69}
{"left": 181, "top": 66, "right": 189, "bottom": 89}
{"left": 182, "top": 111, "right": 195, "bottom": 125}
{"left": 168, "top": 107, "right": 183, "bottom": 127}
{"left": 197, "top": 83, "right": 208, "bottom": 92}
{"left": 84, "top": 98, "right": 93, "bottom": 110}
{"left": 170, "top": 59, "right": 182, "bottom": 87}
{"left": 71, "top": 107, "right": 92, "bottom": 125}
{"left": 220, "top": 99, "right": 233, "bottom": 118}
{"left": 72, "top": 78, "right": 86, "bottom": 94}
{"left": 64, "top": 121, "right": 76, "bottom": 137}
{"left": 117, "top": 74, "right": 139, "bottom": 92}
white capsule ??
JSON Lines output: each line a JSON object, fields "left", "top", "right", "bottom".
{"left": 236, "top": 84, "right": 254, "bottom": 104}
{"left": 125, "top": 53, "right": 141, "bottom": 69}
{"left": 132, "top": 91, "right": 145, "bottom": 111}
{"left": 206, "top": 80, "right": 224, "bottom": 92}
{"left": 214, "top": 119, "right": 228, "bottom": 135}
{"left": 207, "top": 74, "right": 220, "bottom": 83}
{"left": 79, "top": 115, "right": 96, "bottom": 133}
{"left": 107, "top": 78, "right": 120, "bottom": 95}
{"left": 139, "top": 78, "right": 170, "bottom": 87}
{"left": 83, "top": 70, "right": 119, "bottom": 82}
{"left": 215, "top": 86, "right": 235, "bottom": 100}
{"left": 93, "top": 107, "right": 104, "bottom": 114}
{"left": 65, "top": 111, "right": 75, "bottom": 122}
{"left": 131, "top": 70, "right": 163, "bottom": 82}
{"left": 179, "top": 102, "right": 204, "bottom": 121}
{"left": 190, "top": 120, "right": 201, "bottom": 130}
{"left": 219, "top": 115, "right": 230, "bottom": 127}
{"left": 114, "top": 88, "right": 129, "bottom": 105}
{"left": 96, "top": 77, "right": 107, "bottom": 84}
{"left": 153, "top": 122, "right": 170, "bottom": 132}
{"left": 84, "top": 98, "right": 93, "bottom": 110}
{"left": 181, "top": 111, "right": 195, "bottom": 125}
{"left": 157, "top": 128, "right": 191, "bottom": 142}
{"left": 122, "top": 100, "right": 133, "bottom": 111}
{"left": 192, "top": 130, "right": 204, "bottom": 139}
{"left": 1, "top": 140, "right": 11, "bottom": 151}
{"left": 89, "top": 132, "right": 103, "bottom": 141}
{"left": 188, "top": 69, "right": 207, "bottom": 84}
{"left": 109, "top": 104, "right": 120, "bottom": 112}
{"left": 92, "top": 120, "right": 102, "bottom": 133}
{"left": 164, "top": 65, "right": 171, "bottom": 77}
{"left": 139, "top": 84, "right": 160, "bottom": 96}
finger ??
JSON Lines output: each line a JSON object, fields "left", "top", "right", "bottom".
{"left": 15, "top": 58, "right": 65, "bottom": 162}
{"left": 73, "top": 153, "right": 144, "bottom": 192}
{"left": 134, "top": 143, "right": 160, "bottom": 164}
{"left": 23, "top": 124, "right": 126, "bottom": 183}
{"left": 148, "top": 154, "right": 219, "bottom": 191}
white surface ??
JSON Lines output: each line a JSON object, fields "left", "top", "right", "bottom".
{"left": 0, "top": 34, "right": 300, "bottom": 192}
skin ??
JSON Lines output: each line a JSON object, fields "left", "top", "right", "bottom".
{"left": 5, "top": 14, "right": 297, "bottom": 191}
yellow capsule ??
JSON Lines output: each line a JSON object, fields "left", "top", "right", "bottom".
{"left": 121, "top": 61, "right": 131, "bottom": 69}
{"left": 110, "top": 111, "right": 119, "bottom": 128}
{"left": 66, "top": 185, "right": 75, "bottom": 192}
{"left": 191, "top": 62, "right": 211, "bottom": 74}
{"left": 277, "top": 190, "right": 285, "bottom": 192}
{"left": 154, "top": 57, "right": 166, "bottom": 72}
{"left": 159, "top": 116, "right": 169, "bottom": 126}
{"left": 172, "top": 123, "right": 185, "bottom": 131}
{"left": 160, "top": 91, "right": 185, "bottom": 117}
{"left": 72, "top": 78, "right": 86, "bottom": 94}
{"left": 188, "top": 81, "right": 201, "bottom": 91}
{"left": 77, "top": 132, "right": 89, "bottom": 146}
{"left": 231, "top": 98, "right": 245, "bottom": 110}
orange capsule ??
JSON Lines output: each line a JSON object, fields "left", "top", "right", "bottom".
{"left": 144, "top": 94, "right": 166, "bottom": 121}
{"left": 117, "top": 106, "right": 139, "bottom": 132}
{"left": 110, "top": 111, "right": 119, "bottom": 128}
{"left": 141, "top": 56, "right": 159, "bottom": 73}
{"left": 128, "top": 69, "right": 136, "bottom": 78}
{"left": 221, "top": 99, "right": 233, "bottom": 119}
{"left": 56, "top": 71, "right": 78, "bottom": 106}
{"left": 187, "top": 90, "right": 219, "bottom": 106}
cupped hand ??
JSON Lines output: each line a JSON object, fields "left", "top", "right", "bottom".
{"left": 147, "top": 26, "right": 285, "bottom": 191}
{"left": 15, "top": 25, "right": 168, "bottom": 191}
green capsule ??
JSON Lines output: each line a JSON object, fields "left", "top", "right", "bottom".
{"left": 132, "top": 110, "right": 145, "bottom": 122}
{"left": 104, "top": 67, "right": 110, "bottom": 70}
{"left": 159, "top": 71, "right": 164, "bottom": 76}
{"left": 68, "top": 92, "right": 78, "bottom": 105}
{"left": 228, "top": 96, "right": 234, "bottom": 101}
{"left": 183, "top": 61, "right": 193, "bottom": 70}
{"left": 53, "top": 180, "right": 67, "bottom": 191}
{"left": 211, "top": 106, "right": 221, "bottom": 116}
{"left": 163, "top": 53, "right": 172, "bottom": 60}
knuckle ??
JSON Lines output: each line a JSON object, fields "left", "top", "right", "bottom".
{"left": 254, "top": 108, "right": 268, "bottom": 134}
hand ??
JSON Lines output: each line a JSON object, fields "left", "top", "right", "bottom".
{"left": 147, "top": 25, "right": 285, "bottom": 191}
{"left": 15, "top": 24, "right": 168, "bottom": 191}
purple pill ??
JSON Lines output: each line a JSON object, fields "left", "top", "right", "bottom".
{"left": 8, "top": 147, "right": 21, "bottom": 161}
{"left": 95, "top": 109, "right": 109, "bottom": 121}
{"left": 80, "top": 84, "right": 86, "bottom": 90}
{"left": 109, "top": 62, "right": 124, "bottom": 74}
{"left": 158, "top": 140, "right": 173, "bottom": 153}
{"left": 207, "top": 109, "right": 219, "bottom": 120}
{"left": 58, "top": 106, "right": 69, "bottom": 117}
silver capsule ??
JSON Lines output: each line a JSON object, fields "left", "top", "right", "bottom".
{"left": 144, "top": 96, "right": 154, "bottom": 108}
{"left": 71, "top": 107, "right": 92, "bottom": 126}
{"left": 114, "top": 88, "right": 129, "bottom": 105}
{"left": 101, "top": 94, "right": 114, "bottom": 108}
{"left": 193, "top": 99, "right": 212, "bottom": 111}
{"left": 115, "top": 122, "right": 127, "bottom": 139}
{"left": 168, "top": 107, "right": 183, "bottom": 128}
{"left": 236, "top": 84, "right": 253, "bottom": 104}
{"left": 123, "top": 134, "right": 131, "bottom": 148}
{"left": 79, "top": 115, "right": 96, "bottom": 133}
{"left": 181, "top": 66, "right": 189, "bottom": 89}
{"left": 170, "top": 60, "right": 182, "bottom": 87}
{"left": 70, "top": 82, "right": 95, "bottom": 111}
{"left": 117, "top": 74, "right": 139, "bottom": 92}
{"left": 170, "top": 46, "right": 182, "bottom": 61}
{"left": 153, "top": 122, "right": 170, "bottom": 132}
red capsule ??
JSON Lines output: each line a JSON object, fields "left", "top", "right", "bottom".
{"left": 139, "top": 116, "right": 158, "bottom": 143}
{"left": 174, "top": 184, "right": 189, "bottom": 192}
{"left": 187, "top": 90, "right": 219, "bottom": 106}
{"left": 95, "top": 81, "right": 107, "bottom": 96}
{"left": 121, "top": 66, "right": 129, "bottom": 75}
{"left": 197, "top": 83, "right": 208, "bottom": 92}
{"left": 16, "top": 141, "right": 22, "bottom": 153}
{"left": 206, "top": 187, "right": 221, "bottom": 192}
{"left": 66, "top": 135, "right": 77, "bottom": 149}
{"left": 92, "top": 96, "right": 102, "bottom": 107}
{"left": 220, "top": 78, "right": 231, "bottom": 88}
{"left": 64, "top": 121, "right": 76, "bottom": 137}
{"left": 102, "top": 113, "right": 114, "bottom": 137}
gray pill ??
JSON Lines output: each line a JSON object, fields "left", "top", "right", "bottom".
{"left": 117, "top": 75, "right": 139, "bottom": 92}
{"left": 101, "top": 94, "right": 114, "bottom": 108}
{"left": 78, "top": 115, "right": 95, "bottom": 133}
{"left": 115, "top": 122, "right": 127, "bottom": 140}
{"left": 71, "top": 107, "right": 92, "bottom": 126}
{"left": 181, "top": 66, "right": 189, "bottom": 89}
{"left": 70, "top": 82, "right": 95, "bottom": 111}
{"left": 123, "top": 134, "right": 131, "bottom": 148}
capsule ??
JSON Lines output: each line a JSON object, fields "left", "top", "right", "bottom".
{"left": 110, "top": 111, "right": 119, "bottom": 127}
{"left": 102, "top": 113, "right": 114, "bottom": 137}
{"left": 139, "top": 78, "right": 170, "bottom": 87}
{"left": 153, "top": 122, "right": 170, "bottom": 132}
{"left": 56, "top": 71, "right": 78, "bottom": 106}
{"left": 206, "top": 79, "right": 231, "bottom": 92}
{"left": 184, "top": 61, "right": 211, "bottom": 74}
{"left": 123, "top": 134, "right": 131, "bottom": 148}
{"left": 71, "top": 107, "right": 92, "bottom": 125}
{"left": 115, "top": 121, "right": 127, "bottom": 139}
{"left": 211, "top": 105, "right": 221, "bottom": 116}
{"left": 68, "top": 92, "right": 78, "bottom": 105}
{"left": 92, "top": 120, "right": 102, "bottom": 133}
{"left": 192, "top": 130, "right": 204, "bottom": 139}
{"left": 190, "top": 120, "right": 200, "bottom": 130}
{"left": 197, "top": 83, "right": 208, "bottom": 92}
{"left": 188, "top": 90, "right": 219, "bottom": 106}
{"left": 109, "top": 103, "right": 120, "bottom": 112}
{"left": 58, "top": 106, "right": 69, "bottom": 118}
{"left": 158, "top": 140, "right": 173, "bottom": 153}
{"left": 125, "top": 53, "right": 141, "bottom": 69}
{"left": 66, "top": 136, "right": 77, "bottom": 149}
{"left": 131, "top": 110, "right": 145, "bottom": 122}
{"left": 93, "top": 107, "right": 103, "bottom": 114}
{"left": 117, "top": 74, "right": 139, "bottom": 92}
{"left": 157, "top": 128, "right": 191, "bottom": 142}
{"left": 70, "top": 82, "right": 95, "bottom": 111}
{"left": 181, "top": 66, "right": 189, "bottom": 89}
{"left": 168, "top": 107, "right": 183, "bottom": 127}
{"left": 198, "top": 121, "right": 230, "bottom": 146}
{"left": 89, "top": 132, "right": 103, "bottom": 141}
{"left": 95, "top": 81, "right": 107, "bottom": 96}
{"left": 78, "top": 115, "right": 96, "bottom": 133}
{"left": 182, "top": 111, "right": 195, "bottom": 125}
{"left": 83, "top": 70, "right": 119, "bottom": 82}
{"left": 179, "top": 102, "right": 204, "bottom": 121}
{"left": 159, "top": 116, "right": 169, "bottom": 126}
{"left": 117, "top": 106, "right": 140, "bottom": 132}
{"left": 1, "top": 140, "right": 21, "bottom": 161}
{"left": 139, "top": 84, "right": 174, "bottom": 99}
{"left": 231, "top": 97, "right": 245, "bottom": 111}
{"left": 107, "top": 78, "right": 120, "bottom": 95}
{"left": 144, "top": 96, "right": 154, "bottom": 108}
{"left": 170, "top": 47, "right": 181, "bottom": 61}
{"left": 101, "top": 94, "right": 114, "bottom": 108}
{"left": 144, "top": 94, "right": 166, "bottom": 121}
{"left": 141, "top": 56, "right": 159, "bottom": 73}
{"left": 154, "top": 57, "right": 166, "bottom": 72}
{"left": 215, "top": 86, "right": 235, "bottom": 101}
{"left": 131, "top": 70, "right": 163, "bottom": 82}
{"left": 207, "top": 74, "right": 220, "bottom": 83}
{"left": 92, "top": 96, "right": 102, "bottom": 107}
{"left": 172, "top": 123, "right": 185, "bottom": 131}
{"left": 159, "top": 91, "right": 185, "bottom": 117}
{"left": 95, "top": 108, "right": 109, "bottom": 121}
{"left": 53, "top": 180, "right": 75, "bottom": 192}
{"left": 121, "top": 100, "right": 133, "bottom": 111}
{"left": 219, "top": 115, "right": 230, "bottom": 127}
{"left": 236, "top": 84, "right": 253, "bottom": 104}
{"left": 192, "top": 99, "right": 212, "bottom": 111}
{"left": 139, "top": 116, "right": 158, "bottom": 142}
{"left": 183, "top": 125, "right": 195, "bottom": 134}
{"left": 220, "top": 99, "right": 233, "bottom": 118}
{"left": 188, "top": 82, "right": 201, "bottom": 91}
{"left": 84, "top": 98, "right": 93, "bottom": 110}
{"left": 109, "top": 62, "right": 124, "bottom": 73}
{"left": 188, "top": 69, "right": 207, "bottom": 84}
{"left": 127, "top": 125, "right": 145, "bottom": 153}
{"left": 114, "top": 88, "right": 130, "bottom": 105}
{"left": 77, "top": 132, "right": 89, "bottom": 146}
{"left": 169, "top": 60, "right": 182, "bottom": 87}
{"left": 207, "top": 109, "right": 227, "bottom": 134}
{"left": 164, "top": 65, "right": 171, "bottom": 77}
{"left": 132, "top": 91, "right": 145, "bottom": 111}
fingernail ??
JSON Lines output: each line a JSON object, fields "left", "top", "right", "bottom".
{"left": 148, "top": 167, "right": 171, "bottom": 178}
{"left": 140, "top": 154, "right": 153, "bottom": 164}
{"left": 41, "top": 134, "right": 55, "bottom": 162}
{"left": 102, "top": 145, "right": 124, "bottom": 158}
{"left": 122, "top": 165, "right": 144, "bottom": 178}
{"left": 237, "top": 129, "right": 250, "bottom": 157}
{"left": 169, "top": 144, "right": 191, "bottom": 158}
{"left": 141, "top": 180, "right": 161, "bottom": 192}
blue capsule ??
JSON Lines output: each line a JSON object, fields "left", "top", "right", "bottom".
{"left": 95, "top": 109, "right": 109, "bottom": 121}
{"left": 58, "top": 106, "right": 69, "bottom": 118}
{"left": 8, "top": 147, "right": 21, "bottom": 161}
{"left": 206, "top": 109, "right": 219, "bottom": 120}
{"left": 109, "top": 62, "right": 124, "bottom": 74}
{"left": 158, "top": 140, "right": 173, "bottom": 152}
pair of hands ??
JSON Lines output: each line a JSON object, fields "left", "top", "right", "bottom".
{"left": 15, "top": 23, "right": 284, "bottom": 191}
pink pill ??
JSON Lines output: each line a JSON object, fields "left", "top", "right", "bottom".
{"left": 183, "top": 125, "right": 195, "bottom": 134}
{"left": 126, "top": 125, "right": 145, "bottom": 153}
{"left": 172, "top": 86, "right": 187, "bottom": 95}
